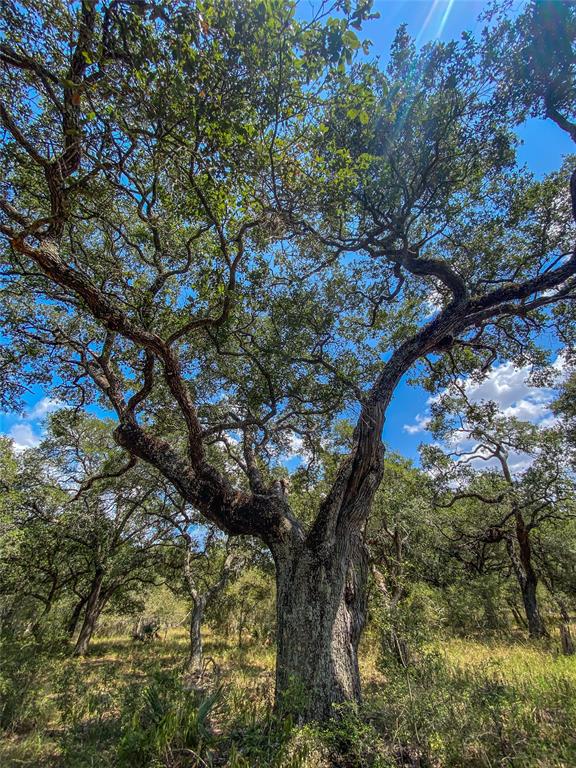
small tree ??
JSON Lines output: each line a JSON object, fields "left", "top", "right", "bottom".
{"left": 367, "top": 455, "right": 431, "bottom": 666}
{"left": 162, "top": 498, "right": 242, "bottom": 672}
{"left": 1, "top": 412, "right": 172, "bottom": 653}
{"left": 422, "top": 396, "right": 576, "bottom": 638}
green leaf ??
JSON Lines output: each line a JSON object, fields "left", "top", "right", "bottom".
{"left": 342, "top": 30, "right": 361, "bottom": 50}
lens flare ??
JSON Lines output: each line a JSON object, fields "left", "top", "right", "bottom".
{"left": 416, "top": 0, "right": 458, "bottom": 44}
{"left": 437, "top": 0, "right": 457, "bottom": 38}
{"left": 416, "top": 0, "right": 443, "bottom": 44}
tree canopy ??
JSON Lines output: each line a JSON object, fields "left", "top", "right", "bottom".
{"left": 1, "top": 0, "right": 576, "bottom": 720}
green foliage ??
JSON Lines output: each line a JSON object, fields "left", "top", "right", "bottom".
{"left": 210, "top": 566, "right": 276, "bottom": 646}
{"left": 483, "top": 0, "right": 576, "bottom": 126}
{"left": 0, "top": 413, "right": 174, "bottom": 650}
{"left": 373, "top": 646, "right": 576, "bottom": 767}
{"left": 117, "top": 670, "right": 220, "bottom": 767}
{"left": 312, "top": 704, "right": 391, "bottom": 767}
{"left": 376, "top": 583, "right": 444, "bottom": 667}
{"left": 1, "top": 2, "right": 576, "bottom": 764}
{"left": 1, "top": 0, "right": 574, "bottom": 481}
{"left": 440, "top": 577, "right": 511, "bottom": 636}
{"left": 0, "top": 637, "right": 47, "bottom": 732}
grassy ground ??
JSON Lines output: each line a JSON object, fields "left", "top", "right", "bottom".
{"left": 1, "top": 629, "right": 575, "bottom": 767}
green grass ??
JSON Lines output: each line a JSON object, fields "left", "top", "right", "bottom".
{"left": 1, "top": 629, "right": 575, "bottom": 767}
{"left": 366, "top": 637, "right": 576, "bottom": 768}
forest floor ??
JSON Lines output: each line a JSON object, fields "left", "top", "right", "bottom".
{"left": 1, "top": 628, "right": 576, "bottom": 768}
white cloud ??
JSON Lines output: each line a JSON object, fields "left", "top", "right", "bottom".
{"left": 502, "top": 399, "right": 550, "bottom": 422}
{"left": 1, "top": 395, "right": 64, "bottom": 453}
{"left": 25, "top": 397, "right": 62, "bottom": 420}
{"left": 404, "top": 357, "right": 565, "bottom": 436}
{"left": 8, "top": 423, "right": 41, "bottom": 452}
{"left": 403, "top": 413, "right": 431, "bottom": 435}
{"left": 460, "top": 362, "right": 554, "bottom": 413}
{"left": 404, "top": 356, "right": 568, "bottom": 475}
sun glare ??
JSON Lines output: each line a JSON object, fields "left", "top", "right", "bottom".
{"left": 416, "top": 0, "right": 457, "bottom": 43}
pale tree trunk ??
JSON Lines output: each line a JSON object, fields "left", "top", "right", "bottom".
{"left": 183, "top": 543, "right": 236, "bottom": 672}
{"left": 370, "top": 524, "right": 409, "bottom": 667}
{"left": 188, "top": 595, "right": 206, "bottom": 671}
{"left": 274, "top": 531, "right": 369, "bottom": 722}
{"left": 372, "top": 569, "right": 409, "bottom": 667}
{"left": 73, "top": 569, "right": 105, "bottom": 656}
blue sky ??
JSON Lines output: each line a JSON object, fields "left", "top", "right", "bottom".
{"left": 1, "top": 0, "right": 573, "bottom": 466}
{"left": 365, "top": 0, "right": 573, "bottom": 461}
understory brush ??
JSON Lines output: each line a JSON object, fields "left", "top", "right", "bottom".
{"left": 1, "top": 631, "right": 575, "bottom": 767}
{"left": 0, "top": 636, "right": 57, "bottom": 734}
{"left": 371, "top": 642, "right": 576, "bottom": 768}
{"left": 116, "top": 670, "right": 221, "bottom": 767}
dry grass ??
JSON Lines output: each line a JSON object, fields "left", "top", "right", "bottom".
{"left": 1, "top": 628, "right": 575, "bottom": 767}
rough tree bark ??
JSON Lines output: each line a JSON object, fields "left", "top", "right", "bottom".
{"left": 274, "top": 533, "right": 369, "bottom": 721}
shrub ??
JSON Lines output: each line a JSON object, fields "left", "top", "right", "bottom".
{"left": 372, "top": 646, "right": 576, "bottom": 767}
{"left": 117, "top": 670, "right": 220, "bottom": 767}
{"left": 0, "top": 638, "right": 47, "bottom": 732}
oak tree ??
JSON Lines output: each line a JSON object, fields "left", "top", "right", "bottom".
{"left": 1, "top": 0, "right": 576, "bottom": 718}
{"left": 422, "top": 397, "right": 576, "bottom": 638}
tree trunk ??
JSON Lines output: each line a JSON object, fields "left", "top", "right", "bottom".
{"left": 237, "top": 602, "right": 246, "bottom": 648}
{"left": 507, "top": 515, "right": 547, "bottom": 639}
{"left": 29, "top": 577, "right": 59, "bottom": 640}
{"left": 274, "top": 532, "right": 368, "bottom": 722}
{"left": 73, "top": 569, "right": 104, "bottom": 656}
{"left": 507, "top": 599, "right": 528, "bottom": 629}
{"left": 520, "top": 573, "right": 547, "bottom": 639}
{"left": 30, "top": 601, "right": 53, "bottom": 642}
{"left": 67, "top": 597, "right": 87, "bottom": 638}
{"left": 188, "top": 597, "right": 205, "bottom": 671}
{"left": 558, "top": 602, "right": 574, "bottom": 656}
{"left": 371, "top": 565, "right": 409, "bottom": 666}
